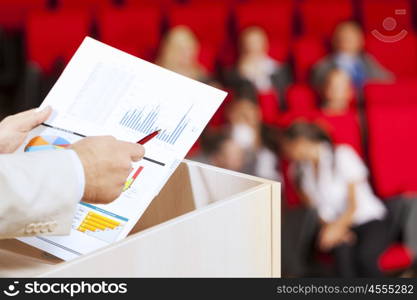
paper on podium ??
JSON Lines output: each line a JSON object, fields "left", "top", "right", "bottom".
{"left": 17, "top": 37, "right": 227, "bottom": 260}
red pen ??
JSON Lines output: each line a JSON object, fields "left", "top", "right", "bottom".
{"left": 137, "top": 129, "right": 161, "bottom": 145}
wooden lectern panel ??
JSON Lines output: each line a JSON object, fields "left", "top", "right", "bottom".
{"left": 0, "top": 161, "right": 281, "bottom": 277}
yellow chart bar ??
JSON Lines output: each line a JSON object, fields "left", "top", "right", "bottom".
{"left": 85, "top": 215, "right": 118, "bottom": 229}
{"left": 88, "top": 212, "right": 120, "bottom": 226}
{"left": 82, "top": 219, "right": 107, "bottom": 231}
{"left": 80, "top": 223, "right": 97, "bottom": 232}
{"left": 76, "top": 211, "right": 123, "bottom": 233}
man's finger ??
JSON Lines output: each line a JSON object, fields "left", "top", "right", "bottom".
{"left": 119, "top": 141, "right": 145, "bottom": 162}
{"left": 130, "top": 144, "right": 145, "bottom": 162}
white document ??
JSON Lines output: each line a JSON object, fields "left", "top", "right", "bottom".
{"left": 17, "top": 37, "right": 227, "bottom": 260}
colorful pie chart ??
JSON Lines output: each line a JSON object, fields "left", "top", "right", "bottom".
{"left": 24, "top": 136, "right": 71, "bottom": 152}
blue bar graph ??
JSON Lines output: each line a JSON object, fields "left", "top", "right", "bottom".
{"left": 119, "top": 106, "right": 192, "bottom": 145}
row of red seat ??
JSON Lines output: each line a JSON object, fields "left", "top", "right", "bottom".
{"left": 3, "top": 0, "right": 417, "bottom": 77}
{"left": 1, "top": 0, "right": 415, "bottom": 36}
{"left": 22, "top": 12, "right": 417, "bottom": 80}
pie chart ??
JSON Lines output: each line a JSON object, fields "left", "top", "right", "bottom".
{"left": 24, "top": 136, "right": 71, "bottom": 152}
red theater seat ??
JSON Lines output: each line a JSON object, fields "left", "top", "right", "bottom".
{"left": 365, "top": 82, "right": 417, "bottom": 198}
{"left": 258, "top": 89, "right": 281, "bottom": 125}
{"left": 361, "top": 0, "right": 412, "bottom": 33}
{"left": 365, "top": 33, "right": 417, "bottom": 78}
{"left": 286, "top": 84, "right": 318, "bottom": 113}
{"left": 268, "top": 39, "right": 291, "bottom": 63}
{"left": 168, "top": 3, "right": 229, "bottom": 71}
{"left": 0, "top": 0, "right": 46, "bottom": 32}
{"left": 293, "top": 36, "right": 327, "bottom": 82}
{"left": 59, "top": 0, "right": 115, "bottom": 11}
{"left": 169, "top": 4, "right": 229, "bottom": 51}
{"left": 276, "top": 111, "right": 319, "bottom": 129}
{"left": 299, "top": 0, "right": 354, "bottom": 39}
{"left": 366, "top": 80, "right": 417, "bottom": 106}
{"left": 98, "top": 7, "right": 162, "bottom": 60}
{"left": 125, "top": 0, "right": 174, "bottom": 7}
{"left": 378, "top": 243, "right": 413, "bottom": 272}
{"left": 26, "top": 11, "right": 90, "bottom": 74}
{"left": 185, "top": 0, "right": 236, "bottom": 3}
{"left": 236, "top": 0, "right": 294, "bottom": 42}
{"left": 316, "top": 110, "right": 363, "bottom": 157}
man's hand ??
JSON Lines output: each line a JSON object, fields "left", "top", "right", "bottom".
{"left": 70, "top": 136, "right": 145, "bottom": 204}
{"left": 0, "top": 106, "right": 52, "bottom": 153}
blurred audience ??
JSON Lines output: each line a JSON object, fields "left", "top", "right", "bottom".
{"left": 156, "top": 25, "right": 209, "bottom": 82}
{"left": 223, "top": 26, "right": 292, "bottom": 110}
{"left": 195, "top": 95, "right": 281, "bottom": 181}
{"left": 311, "top": 21, "right": 393, "bottom": 90}
{"left": 281, "top": 122, "right": 388, "bottom": 277}
{"left": 198, "top": 128, "right": 245, "bottom": 172}
{"left": 226, "top": 95, "right": 281, "bottom": 181}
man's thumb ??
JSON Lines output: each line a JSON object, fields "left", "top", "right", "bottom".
{"left": 25, "top": 106, "right": 52, "bottom": 129}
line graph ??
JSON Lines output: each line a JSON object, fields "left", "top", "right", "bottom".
{"left": 119, "top": 105, "right": 192, "bottom": 145}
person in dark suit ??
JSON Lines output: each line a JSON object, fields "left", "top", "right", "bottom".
{"left": 311, "top": 21, "right": 393, "bottom": 90}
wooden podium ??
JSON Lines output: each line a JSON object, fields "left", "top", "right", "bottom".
{"left": 0, "top": 160, "right": 281, "bottom": 277}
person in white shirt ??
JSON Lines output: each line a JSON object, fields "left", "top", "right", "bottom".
{"left": 0, "top": 107, "right": 145, "bottom": 238}
{"left": 282, "top": 122, "right": 388, "bottom": 277}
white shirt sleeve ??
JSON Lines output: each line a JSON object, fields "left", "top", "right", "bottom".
{"left": 336, "top": 145, "right": 368, "bottom": 183}
{"left": 67, "top": 149, "right": 85, "bottom": 201}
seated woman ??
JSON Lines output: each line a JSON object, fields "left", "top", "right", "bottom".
{"left": 223, "top": 26, "right": 292, "bottom": 110}
{"left": 156, "top": 25, "right": 209, "bottom": 82}
{"left": 316, "top": 68, "right": 364, "bottom": 156}
{"left": 281, "top": 122, "right": 388, "bottom": 277}
{"left": 320, "top": 68, "right": 354, "bottom": 114}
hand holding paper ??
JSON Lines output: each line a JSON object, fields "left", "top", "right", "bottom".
{"left": 71, "top": 136, "right": 145, "bottom": 204}
{"left": 17, "top": 37, "right": 226, "bottom": 260}
{"left": 0, "top": 106, "right": 52, "bottom": 153}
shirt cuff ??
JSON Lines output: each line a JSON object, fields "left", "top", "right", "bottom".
{"left": 66, "top": 149, "right": 85, "bottom": 201}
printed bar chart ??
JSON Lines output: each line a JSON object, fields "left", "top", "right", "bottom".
{"left": 119, "top": 106, "right": 192, "bottom": 145}
{"left": 73, "top": 203, "right": 128, "bottom": 243}
{"left": 77, "top": 212, "right": 120, "bottom": 233}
